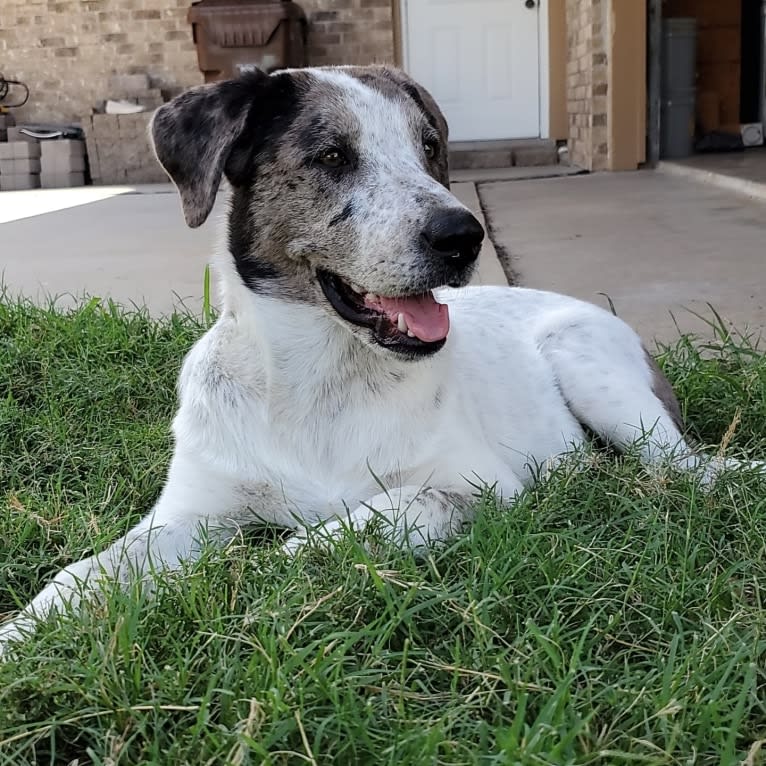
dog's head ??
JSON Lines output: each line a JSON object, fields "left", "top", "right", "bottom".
{"left": 151, "top": 65, "right": 484, "bottom": 359}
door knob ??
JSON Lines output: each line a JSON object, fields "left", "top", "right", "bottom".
{"left": 525, "top": 0, "right": 535, "bottom": 7}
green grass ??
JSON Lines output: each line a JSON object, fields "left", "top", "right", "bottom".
{"left": 1, "top": 297, "right": 765, "bottom": 765}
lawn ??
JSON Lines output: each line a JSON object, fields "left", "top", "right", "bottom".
{"left": 0, "top": 297, "right": 765, "bottom": 765}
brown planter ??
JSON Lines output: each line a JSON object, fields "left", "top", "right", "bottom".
{"left": 188, "top": 0, "right": 308, "bottom": 82}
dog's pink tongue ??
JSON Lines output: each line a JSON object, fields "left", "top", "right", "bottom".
{"left": 368, "top": 293, "right": 450, "bottom": 342}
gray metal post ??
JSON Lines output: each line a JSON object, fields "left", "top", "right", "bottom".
{"left": 647, "top": 0, "right": 662, "bottom": 166}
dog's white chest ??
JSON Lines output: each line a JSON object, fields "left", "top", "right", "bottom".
{"left": 171, "top": 287, "right": 605, "bottom": 525}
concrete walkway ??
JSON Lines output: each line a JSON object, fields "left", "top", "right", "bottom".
{"left": 0, "top": 180, "right": 506, "bottom": 315}
{"left": 479, "top": 170, "right": 766, "bottom": 343}
{"left": 1, "top": 170, "right": 765, "bottom": 344}
{"left": 1, "top": 184, "right": 222, "bottom": 314}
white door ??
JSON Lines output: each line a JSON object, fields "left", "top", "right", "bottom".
{"left": 403, "top": 0, "right": 541, "bottom": 141}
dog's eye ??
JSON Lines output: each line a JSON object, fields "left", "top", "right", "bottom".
{"left": 423, "top": 140, "right": 438, "bottom": 160}
{"left": 317, "top": 148, "right": 348, "bottom": 168}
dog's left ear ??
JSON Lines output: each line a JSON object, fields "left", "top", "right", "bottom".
{"left": 151, "top": 71, "right": 281, "bottom": 228}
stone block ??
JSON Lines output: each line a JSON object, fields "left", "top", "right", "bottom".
{"left": 117, "top": 112, "right": 151, "bottom": 136}
{"left": 0, "top": 174, "right": 41, "bottom": 191}
{"left": 0, "top": 157, "right": 41, "bottom": 174}
{"left": 41, "top": 154, "right": 86, "bottom": 174}
{"left": 0, "top": 141, "right": 41, "bottom": 159}
{"left": 85, "top": 136, "right": 99, "bottom": 160}
{"left": 40, "top": 172, "right": 86, "bottom": 188}
{"left": 95, "top": 166, "right": 127, "bottom": 185}
{"left": 136, "top": 92, "right": 164, "bottom": 109}
{"left": 123, "top": 142, "right": 151, "bottom": 168}
{"left": 108, "top": 73, "right": 151, "bottom": 95}
{"left": 14, "top": 141, "right": 42, "bottom": 159}
{"left": 41, "top": 139, "right": 85, "bottom": 158}
{"left": 92, "top": 114, "right": 119, "bottom": 137}
{"left": 97, "top": 143, "right": 123, "bottom": 167}
{"left": 128, "top": 165, "right": 167, "bottom": 184}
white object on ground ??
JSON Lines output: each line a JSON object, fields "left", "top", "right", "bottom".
{"left": 105, "top": 100, "right": 146, "bottom": 115}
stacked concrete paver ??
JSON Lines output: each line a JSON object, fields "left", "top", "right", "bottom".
{"left": 1, "top": 72, "right": 169, "bottom": 191}
{"left": 0, "top": 141, "right": 41, "bottom": 190}
{"left": 0, "top": 113, "right": 11, "bottom": 142}
{"left": 82, "top": 74, "right": 167, "bottom": 185}
{"left": 40, "top": 140, "right": 86, "bottom": 188}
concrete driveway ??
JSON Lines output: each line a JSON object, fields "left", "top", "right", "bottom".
{"left": 1, "top": 170, "right": 765, "bottom": 344}
{"left": 0, "top": 181, "right": 505, "bottom": 315}
{"left": 1, "top": 185, "right": 222, "bottom": 314}
{"left": 479, "top": 171, "right": 766, "bottom": 342}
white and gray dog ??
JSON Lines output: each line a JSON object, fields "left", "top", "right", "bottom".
{"left": 1, "top": 65, "right": 760, "bottom": 653}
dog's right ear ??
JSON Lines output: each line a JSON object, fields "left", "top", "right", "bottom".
{"left": 150, "top": 71, "right": 268, "bottom": 228}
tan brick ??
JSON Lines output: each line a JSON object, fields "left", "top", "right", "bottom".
{"left": 133, "top": 9, "right": 160, "bottom": 20}
{"left": 592, "top": 96, "right": 607, "bottom": 114}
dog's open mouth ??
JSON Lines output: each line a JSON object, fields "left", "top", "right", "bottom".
{"left": 317, "top": 269, "right": 449, "bottom": 355}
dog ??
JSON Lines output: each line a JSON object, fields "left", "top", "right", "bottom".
{"left": 0, "top": 65, "right": 760, "bottom": 654}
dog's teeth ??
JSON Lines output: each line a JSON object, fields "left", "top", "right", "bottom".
{"left": 407, "top": 330, "right": 415, "bottom": 338}
{"left": 397, "top": 313, "right": 408, "bottom": 333}
{"left": 351, "top": 282, "right": 364, "bottom": 294}
{"left": 365, "top": 293, "right": 378, "bottom": 302}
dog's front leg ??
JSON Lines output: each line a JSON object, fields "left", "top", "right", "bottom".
{"left": 282, "top": 485, "right": 474, "bottom": 555}
{"left": 0, "top": 452, "right": 246, "bottom": 656}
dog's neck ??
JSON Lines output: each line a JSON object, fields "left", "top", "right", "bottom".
{"left": 216, "top": 255, "right": 447, "bottom": 413}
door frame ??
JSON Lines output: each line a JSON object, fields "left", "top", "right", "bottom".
{"left": 396, "top": 0, "right": 551, "bottom": 140}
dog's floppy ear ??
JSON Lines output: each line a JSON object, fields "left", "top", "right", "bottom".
{"left": 150, "top": 71, "right": 268, "bottom": 228}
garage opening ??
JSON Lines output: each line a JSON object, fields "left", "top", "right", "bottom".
{"left": 649, "top": 0, "right": 766, "bottom": 183}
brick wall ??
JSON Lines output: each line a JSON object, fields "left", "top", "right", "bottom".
{"left": 565, "top": 0, "right": 609, "bottom": 171}
{"left": 1, "top": 0, "right": 204, "bottom": 124}
{"left": 1, "top": 0, "right": 396, "bottom": 126}
{"left": 302, "top": 0, "right": 395, "bottom": 66}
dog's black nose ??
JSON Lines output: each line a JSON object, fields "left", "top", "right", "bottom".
{"left": 421, "top": 209, "right": 485, "bottom": 269}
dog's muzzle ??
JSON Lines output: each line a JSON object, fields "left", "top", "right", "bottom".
{"left": 316, "top": 208, "right": 484, "bottom": 358}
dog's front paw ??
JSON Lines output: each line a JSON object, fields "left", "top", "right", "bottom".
{"left": 0, "top": 618, "right": 29, "bottom": 661}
